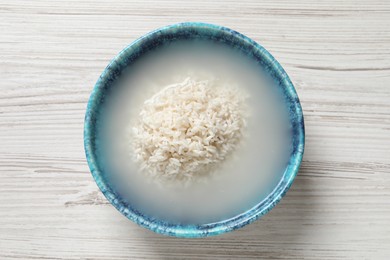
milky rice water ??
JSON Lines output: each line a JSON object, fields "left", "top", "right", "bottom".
{"left": 98, "top": 40, "right": 292, "bottom": 224}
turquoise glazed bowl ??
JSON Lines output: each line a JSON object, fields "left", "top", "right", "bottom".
{"left": 84, "top": 22, "right": 305, "bottom": 238}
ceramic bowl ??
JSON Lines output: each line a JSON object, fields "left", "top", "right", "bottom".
{"left": 84, "top": 22, "right": 305, "bottom": 238}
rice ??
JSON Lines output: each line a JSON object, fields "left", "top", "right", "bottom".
{"left": 129, "top": 77, "right": 248, "bottom": 181}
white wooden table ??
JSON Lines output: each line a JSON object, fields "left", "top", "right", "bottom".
{"left": 1, "top": 1, "right": 389, "bottom": 259}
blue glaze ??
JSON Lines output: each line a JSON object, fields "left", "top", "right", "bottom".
{"left": 84, "top": 22, "right": 305, "bottom": 238}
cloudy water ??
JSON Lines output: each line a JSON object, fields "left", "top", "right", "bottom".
{"left": 97, "top": 40, "right": 292, "bottom": 225}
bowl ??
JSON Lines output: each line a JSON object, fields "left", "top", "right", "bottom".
{"left": 84, "top": 22, "right": 305, "bottom": 238}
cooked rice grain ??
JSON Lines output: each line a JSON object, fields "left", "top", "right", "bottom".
{"left": 130, "top": 77, "right": 248, "bottom": 181}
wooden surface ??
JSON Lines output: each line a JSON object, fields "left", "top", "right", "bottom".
{"left": 1, "top": 1, "right": 390, "bottom": 259}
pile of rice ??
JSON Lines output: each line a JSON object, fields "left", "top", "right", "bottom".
{"left": 130, "top": 77, "right": 248, "bottom": 181}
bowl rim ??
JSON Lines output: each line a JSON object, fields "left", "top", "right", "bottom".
{"left": 84, "top": 22, "right": 305, "bottom": 238}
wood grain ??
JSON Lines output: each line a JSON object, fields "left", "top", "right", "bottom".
{"left": 1, "top": 0, "right": 390, "bottom": 259}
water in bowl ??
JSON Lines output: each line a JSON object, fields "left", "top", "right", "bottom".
{"left": 97, "top": 40, "right": 292, "bottom": 225}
